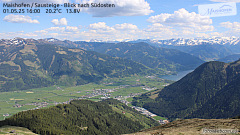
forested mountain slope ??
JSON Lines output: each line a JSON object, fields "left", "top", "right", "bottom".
{"left": 133, "top": 59, "right": 240, "bottom": 119}
{"left": 0, "top": 99, "right": 159, "bottom": 135}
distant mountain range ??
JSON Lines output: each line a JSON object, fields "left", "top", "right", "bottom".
{"left": 79, "top": 42, "right": 204, "bottom": 72}
{"left": 130, "top": 37, "right": 240, "bottom": 61}
{"left": 144, "top": 37, "right": 240, "bottom": 46}
{"left": 37, "top": 38, "right": 204, "bottom": 72}
{"left": 133, "top": 59, "right": 240, "bottom": 120}
{"left": 4, "top": 37, "right": 240, "bottom": 62}
{"left": 156, "top": 44, "right": 233, "bottom": 61}
{"left": 217, "top": 54, "right": 240, "bottom": 63}
{"left": 0, "top": 38, "right": 153, "bottom": 91}
{"left": 2, "top": 37, "right": 240, "bottom": 92}
{"left": 3, "top": 38, "right": 205, "bottom": 71}
{"left": 42, "top": 37, "right": 240, "bottom": 47}
{"left": 43, "top": 37, "right": 240, "bottom": 61}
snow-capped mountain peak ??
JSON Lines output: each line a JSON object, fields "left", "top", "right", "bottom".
{"left": 145, "top": 37, "right": 240, "bottom": 46}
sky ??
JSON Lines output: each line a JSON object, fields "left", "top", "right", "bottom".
{"left": 0, "top": 0, "right": 239, "bottom": 41}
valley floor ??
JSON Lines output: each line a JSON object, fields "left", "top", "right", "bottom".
{"left": 0, "top": 76, "right": 172, "bottom": 121}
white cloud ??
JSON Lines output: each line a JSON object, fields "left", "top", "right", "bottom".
{"left": 2, "top": 20, "right": 215, "bottom": 41}
{"left": 0, "top": 31, "right": 38, "bottom": 39}
{"left": 66, "top": 26, "right": 79, "bottom": 32}
{"left": 147, "top": 8, "right": 214, "bottom": 32}
{"left": 46, "top": 27, "right": 66, "bottom": 32}
{"left": 208, "top": 32, "right": 224, "bottom": 37}
{"left": 220, "top": 22, "right": 240, "bottom": 29}
{"left": 88, "top": 23, "right": 138, "bottom": 36}
{"left": 114, "top": 23, "right": 138, "bottom": 30}
{"left": 75, "top": 22, "right": 139, "bottom": 41}
{"left": 1, "top": 0, "right": 69, "bottom": 4}
{"left": 220, "top": 22, "right": 240, "bottom": 37}
{"left": 86, "top": 22, "right": 176, "bottom": 41}
{"left": 142, "top": 23, "right": 209, "bottom": 39}
{"left": 209, "top": 0, "right": 240, "bottom": 2}
{"left": 3, "top": 14, "right": 39, "bottom": 24}
{"left": 89, "top": 22, "right": 115, "bottom": 33}
{"left": 35, "top": 30, "right": 48, "bottom": 33}
{"left": 89, "top": 22, "right": 109, "bottom": 30}
{"left": 51, "top": 18, "right": 68, "bottom": 26}
{"left": 147, "top": 14, "right": 172, "bottom": 24}
{"left": 31, "top": 25, "right": 81, "bottom": 40}
{"left": 76, "top": 0, "right": 153, "bottom": 17}
{"left": 144, "top": 23, "right": 170, "bottom": 32}
{"left": 142, "top": 24, "right": 175, "bottom": 39}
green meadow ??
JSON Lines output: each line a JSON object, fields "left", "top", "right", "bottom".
{"left": 0, "top": 76, "right": 172, "bottom": 120}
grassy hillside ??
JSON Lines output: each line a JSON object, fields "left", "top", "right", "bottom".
{"left": 0, "top": 126, "right": 37, "bottom": 135}
{"left": 125, "top": 119, "right": 240, "bottom": 135}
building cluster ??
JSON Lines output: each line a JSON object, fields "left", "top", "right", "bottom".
{"left": 162, "top": 84, "right": 170, "bottom": 87}
{"left": 132, "top": 106, "right": 157, "bottom": 117}
{"left": 142, "top": 87, "right": 157, "bottom": 91}
{"left": 145, "top": 76, "right": 157, "bottom": 79}
{"left": 81, "top": 88, "right": 117, "bottom": 99}
{"left": 53, "top": 99, "right": 75, "bottom": 105}
{"left": 114, "top": 93, "right": 142, "bottom": 101}
{"left": 80, "top": 84, "right": 142, "bottom": 99}
{"left": 159, "top": 119, "right": 170, "bottom": 125}
{"left": 131, "top": 106, "right": 169, "bottom": 124}
{"left": 13, "top": 102, "right": 49, "bottom": 109}
{"left": 145, "top": 75, "right": 166, "bottom": 81}
{"left": 3, "top": 113, "right": 10, "bottom": 117}
{"left": 3, "top": 80, "right": 172, "bottom": 125}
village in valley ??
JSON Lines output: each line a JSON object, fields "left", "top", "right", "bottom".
{"left": 1, "top": 76, "right": 171, "bottom": 124}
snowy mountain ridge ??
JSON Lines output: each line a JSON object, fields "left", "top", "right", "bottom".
{"left": 148, "top": 37, "right": 240, "bottom": 46}
{"left": 1, "top": 37, "right": 240, "bottom": 46}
